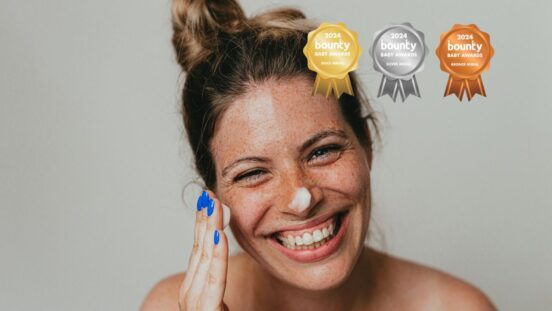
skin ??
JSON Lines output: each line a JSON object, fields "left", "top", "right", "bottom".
{"left": 140, "top": 76, "right": 497, "bottom": 311}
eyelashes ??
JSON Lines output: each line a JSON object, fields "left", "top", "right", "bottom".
{"left": 308, "top": 144, "right": 343, "bottom": 163}
{"left": 234, "top": 169, "right": 265, "bottom": 183}
{"left": 232, "top": 144, "right": 345, "bottom": 184}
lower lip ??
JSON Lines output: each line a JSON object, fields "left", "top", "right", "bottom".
{"left": 268, "top": 211, "right": 350, "bottom": 263}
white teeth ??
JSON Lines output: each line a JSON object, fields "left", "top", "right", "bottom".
{"left": 302, "top": 232, "right": 313, "bottom": 245}
{"left": 276, "top": 214, "right": 342, "bottom": 250}
{"left": 287, "top": 235, "right": 295, "bottom": 247}
{"left": 313, "top": 230, "right": 323, "bottom": 242}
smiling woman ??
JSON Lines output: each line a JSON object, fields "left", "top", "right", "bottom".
{"left": 139, "top": 0, "right": 497, "bottom": 310}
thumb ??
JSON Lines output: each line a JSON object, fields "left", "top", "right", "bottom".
{"left": 222, "top": 204, "right": 231, "bottom": 229}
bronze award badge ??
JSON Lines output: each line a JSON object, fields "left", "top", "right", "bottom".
{"left": 303, "top": 22, "right": 362, "bottom": 99}
{"left": 370, "top": 22, "right": 428, "bottom": 103}
{"left": 436, "top": 24, "right": 494, "bottom": 101}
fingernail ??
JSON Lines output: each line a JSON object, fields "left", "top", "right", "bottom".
{"left": 207, "top": 198, "right": 215, "bottom": 217}
{"left": 214, "top": 230, "right": 220, "bottom": 245}
{"left": 196, "top": 192, "right": 204, "bottom": 211}
{"left": 197, "top": 190, "right": 209, "bottom": 211}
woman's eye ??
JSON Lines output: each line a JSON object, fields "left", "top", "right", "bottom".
{"left": 308, "top": 145, "right": 343, "bottom": 164}
{"left": 234, "top": 169, "right": 264, "bottom": 183}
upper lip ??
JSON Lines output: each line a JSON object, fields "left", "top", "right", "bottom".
{"left": 267, "top": 210, "right": 345, "bottom": 236}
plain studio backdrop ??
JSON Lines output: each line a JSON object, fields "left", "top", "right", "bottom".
{"left": 1, "top": 0, "right": 550, "bottom": 310}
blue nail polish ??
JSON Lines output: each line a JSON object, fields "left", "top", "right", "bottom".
{"left": 214, "top": 230, "right": 220, "bottom": 245}
{"left": 197, "top": 190, "right": 208, "bottom": 210}
{"left": 196, "top": 193, "right": 203, "bottom": 211}
{"left": 207, "top": 198, "right": 215, "bottom": 216}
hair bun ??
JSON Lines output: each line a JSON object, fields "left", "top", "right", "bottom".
{"left": 171, "top": 0, "right": 246, "bottom": 72}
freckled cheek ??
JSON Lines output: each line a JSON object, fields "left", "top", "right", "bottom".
{"left": 228, "top": 190, "right": 271, "bottom": 238}
{"left": 312, "top": 154, "right": 367, "bottom": 199}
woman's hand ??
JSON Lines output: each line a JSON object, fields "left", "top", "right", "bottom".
{"left": 178, "top": 190, "right": 229, "bottom": 311}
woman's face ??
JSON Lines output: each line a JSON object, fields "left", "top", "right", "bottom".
{"left": 211, "top": 76, "right": 372, "bottom": 290}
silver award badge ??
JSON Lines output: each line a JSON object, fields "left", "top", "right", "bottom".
{"left": 370, "top": 23, "right": 428, "bottom": 102}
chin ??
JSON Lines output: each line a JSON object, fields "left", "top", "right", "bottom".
{"left": 280, "top": 252, "right": 359, "bottom": 291}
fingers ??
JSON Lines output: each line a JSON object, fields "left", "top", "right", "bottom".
{"left": 180, "top": 191, "right": 209, "bottom": 295}
{"left": 184, "top": 191, "right": 213, "bottom": 301}
{"left": 204, "top": 190, "right": 223, "bottom": 230}
{"left": 203, "top": 229, "right": 228, "bottom": 310}
{"left": 179, "top": 190, "right": 229, "bottom": 311}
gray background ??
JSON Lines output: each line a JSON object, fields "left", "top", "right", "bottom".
{"left": 1, "top": 0, "right": 550, "bottom": 310}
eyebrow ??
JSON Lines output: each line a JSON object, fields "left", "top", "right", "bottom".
{"left": 222, "top": 156, "right": 269, "bottom": 178}
{"left": 221, "top": 129, "right": 348, "bottom": 178}
{"left": 299, "top": 129, "right": 347, "bottom": 152}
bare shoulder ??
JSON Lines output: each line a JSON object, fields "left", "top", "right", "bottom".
{"left": 139, "top": 272, "right": 185, "bottom": 311}
{"left": 371, "top": 249, "right": 497, "bottom": 311}
{"left": 138, "top": 253, "right": 248, "bottom": 311}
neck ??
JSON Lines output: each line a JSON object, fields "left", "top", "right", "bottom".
{"left": 248, "top": 246, "right": 381, "bottom": 311}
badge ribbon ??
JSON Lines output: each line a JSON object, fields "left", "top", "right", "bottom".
{"left": 370, "top": 22, "right": 428, "bottom": 103}
{"left": 436, "top": 24, "right": 494, "bottom": 101}
{"left": 303, "top": 22, "right": 362, "bottom": 99}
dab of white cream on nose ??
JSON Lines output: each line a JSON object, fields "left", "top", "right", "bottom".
{"left": 288, "top": 187, "right": 312, "bottom": 213}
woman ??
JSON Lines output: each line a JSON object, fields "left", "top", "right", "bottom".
{"left": 141, "top": 0, "right": 496, "bottom": 310}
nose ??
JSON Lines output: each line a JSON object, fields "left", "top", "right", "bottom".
{"left": 277, "top": 166, "right": 323, "bottom": 217}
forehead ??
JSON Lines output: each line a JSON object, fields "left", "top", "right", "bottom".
{"left": 211, "top": 77, "right": 346, "bottom": 163}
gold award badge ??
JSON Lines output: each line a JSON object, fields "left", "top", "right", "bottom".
{"left": 436, "top": 24, "right": 494, "bottom": 101}
{"left": 303, "top": 22, "right": 362, "bottom": 99}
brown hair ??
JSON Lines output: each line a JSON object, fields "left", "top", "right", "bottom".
{"left": 171, "top": 0, "right": 381, "bottom": 189}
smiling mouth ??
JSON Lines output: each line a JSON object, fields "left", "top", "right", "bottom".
{"left": 270, "top": 211, "right": 347, "bottom": 250}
